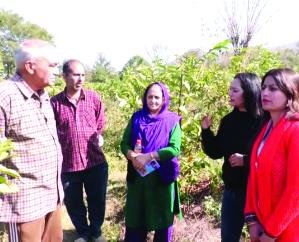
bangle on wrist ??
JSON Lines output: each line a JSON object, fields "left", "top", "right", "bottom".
{"left": 245, "top": 214, "right": 257, "bottom": 224}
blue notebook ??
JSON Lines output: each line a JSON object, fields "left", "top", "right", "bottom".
{"left": 137, "top": 159, "right": 160, "bottom": 177}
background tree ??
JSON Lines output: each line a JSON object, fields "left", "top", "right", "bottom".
{"left": 89, "top": 53, "right": 119, "bottom": 83}
{"left": 120, "top": 55, "right": 150, "bottom": 79}
{"left": 276, "top": 43, "right": 299, "bottom": 71}
{"left": 222, "top": 0, "right": 268, "bottom": 53}
{"left": 0, "top": 9, "right": 53, "bottom": 78}
{"left": 0, "top": 52, "right": 4, "bottom": 80}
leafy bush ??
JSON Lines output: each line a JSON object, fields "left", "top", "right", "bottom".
{"left": 0, "top": 139, "right": 20, "bottom": 194}
{"left": 202, "top": 195, "right": 221, "bottom": 223}
{"left": 47, "top": 42, "right": 287, "bottom": 223}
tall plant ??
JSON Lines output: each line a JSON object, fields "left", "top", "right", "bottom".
{"left": 84, "top": 41, "right": 284, "bottom": 212}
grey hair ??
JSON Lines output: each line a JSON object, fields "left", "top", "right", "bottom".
{"left": 15, "top": 39, "right": 58, "bottom": 70}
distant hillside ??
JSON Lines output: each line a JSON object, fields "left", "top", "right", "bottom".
{"left": 275, "top": 41, "right": 299, "bottom": 51}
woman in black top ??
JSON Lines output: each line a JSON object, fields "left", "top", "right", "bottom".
{"left": 201, "top": 73, "right": 263, "bottom": 242}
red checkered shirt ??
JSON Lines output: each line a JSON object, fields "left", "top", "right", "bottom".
{"left": 51, "top": 89, "right": 106, "bottom": 172}
{"left": 0, "top": 75, "right": 64, "bottom": 223}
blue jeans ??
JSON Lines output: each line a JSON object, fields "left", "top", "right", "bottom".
{"left": 62, "top": 163, "right": 108, "bottom": 239}
{"left": 221, "top": 188, "right": 246, "bottom": 242}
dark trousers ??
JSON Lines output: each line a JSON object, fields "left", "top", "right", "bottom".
{"left": 62, "top": 163, "right": 108, "bottom": 239}
{"left": 124, "top": 226, "right": 173, "bottom": 242}
{"left": 221, "top": 188, "right": 246, "bottom": 242}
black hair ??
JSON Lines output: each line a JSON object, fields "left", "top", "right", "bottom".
{"left": 62, "top": 59, "right": 82, "bottom": 74}
{"left": 234, "top": 72, "right": 263, "bottom": 118}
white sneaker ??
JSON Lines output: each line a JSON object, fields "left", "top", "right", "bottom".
{"left": 92, "top": 235, "right": 106, "bottom": 242}
{"left": 74, "top": 237, "right": 88, "bottom": 242}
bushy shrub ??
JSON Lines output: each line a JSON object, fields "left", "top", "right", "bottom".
{"left": 47, "top": 42, "right": 285, "bottom": 222}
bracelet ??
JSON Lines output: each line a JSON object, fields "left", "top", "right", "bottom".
{"left": 245, "top": 214, "right": 257, "bottom": 224}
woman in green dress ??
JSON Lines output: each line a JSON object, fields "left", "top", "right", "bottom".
{"left": 120, "top": 82, "right": 182, "bottom": 242}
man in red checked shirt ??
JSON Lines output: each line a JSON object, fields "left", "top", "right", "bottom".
{"left": 51, "top": 60, "right": 108, "bottom": 242}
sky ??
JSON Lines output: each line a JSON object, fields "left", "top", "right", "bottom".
{"left": 1, "top": 0, "right": 299, "bottom": 70}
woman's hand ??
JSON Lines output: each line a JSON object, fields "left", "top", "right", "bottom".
{"left": 130, "top": 153, "right": 151, "bottom": 174}
{"left": 259, "top": 233, "right": 276, "bottom": 242}
{"left": 229, "top": 153, "right": 244, "bottom": 167}
{"left": 127, "top": 150, "right": 145, "bottom": 173}
{"left": 135, "top": 153, "right": 151, "bottom": 167}
{"left": 127, "top": 150, "right": 139, "bottom": 161}
{"left": 248, "top": 222, "right": 263, "bottom": 242}
{"left": 131, "top": 156, "right": 146, "bottom": 174}
{"left": 201, "top": 115, "right": 212, "bottom": 129}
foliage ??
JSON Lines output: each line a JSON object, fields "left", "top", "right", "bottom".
{"left": 229, "top": 46, "right": 283, "bottom": 76}
{"left": 120, "top": 55, "right": 150, "bottom": 79}
{"left": 276, "top": 48, "right": 299, "bottom": 72}
{"left": 93, "top": 41, "right": 286, "bottom": 221}
{"left": 202, "top": 195, "right": 221, "bottom": 223}
{"left": 89, "top": 53, "right": 119, "bottom": 83}
{"left": 46, "top": 77, "right": 65, "bottom": 97}
{"left": 0, "top": 9, "right": 53, "bottom": 78}
{"left": 45, "top": 40, "right": 293, "bottom": 225}
{"left": 0, "top": 52, "right": 3, "bottom": 79}
{"left": 0, "top": 139, "right": 20, "bottom": 194}
{"left": 83, "top": 41, "right": 232, "bottom": 213}
{"left": 88, "top": 40, "right": 280, "bottom": 188}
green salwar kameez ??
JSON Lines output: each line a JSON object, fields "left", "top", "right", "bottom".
{"left": 121, "top": 120, "right": 182, "bottom": 230}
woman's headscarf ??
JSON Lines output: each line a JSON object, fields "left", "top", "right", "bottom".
{"left": 129, "top": 82, "right": 181, "bottom": 183}
{"left": 141, "top": 82, "right": 170, "bottom": 117}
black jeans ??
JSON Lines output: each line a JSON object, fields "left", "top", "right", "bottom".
{"left": 62, "top": 163, "right": 108, "bottom": 239}
{"left": 221, "top": 188, "right": 246, "bottom": 242}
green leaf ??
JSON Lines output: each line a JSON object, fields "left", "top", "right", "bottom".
{"left": 0, "top": 175, "right": 7, "bottom": 183}
{"left": 178, "top": 106, "right": 188, "bottom": 115}
{"left": 182, "top": 81, "right": 191, "bottom": 92}
{"left": 211, "top": 39, "right": 231, "bottom": 50}
{"left": 0, "top": 151, "right": 10, "bottom": 161}
{"left": 0, "top": 164, "right": 20, "bottom": 178}
{"left": 0, "top": 182, "right": 19, "bottom": 194}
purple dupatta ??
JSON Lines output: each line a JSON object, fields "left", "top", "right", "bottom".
{"left": 129, "top": 82, "right": 181, "bottom": 184}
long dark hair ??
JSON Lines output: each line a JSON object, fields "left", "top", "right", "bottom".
{"left": 234, "top": 72, "right": 263, "bottom": 118}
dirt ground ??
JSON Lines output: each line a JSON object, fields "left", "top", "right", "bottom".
{"left": 62, "top": 204, "right": 221, "bottom": 242}
{"left": 61, "top": 170, "right": 222, "bottom": 242}
{"left": 0, "top": 197, "right": 221, "bottom": 242}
